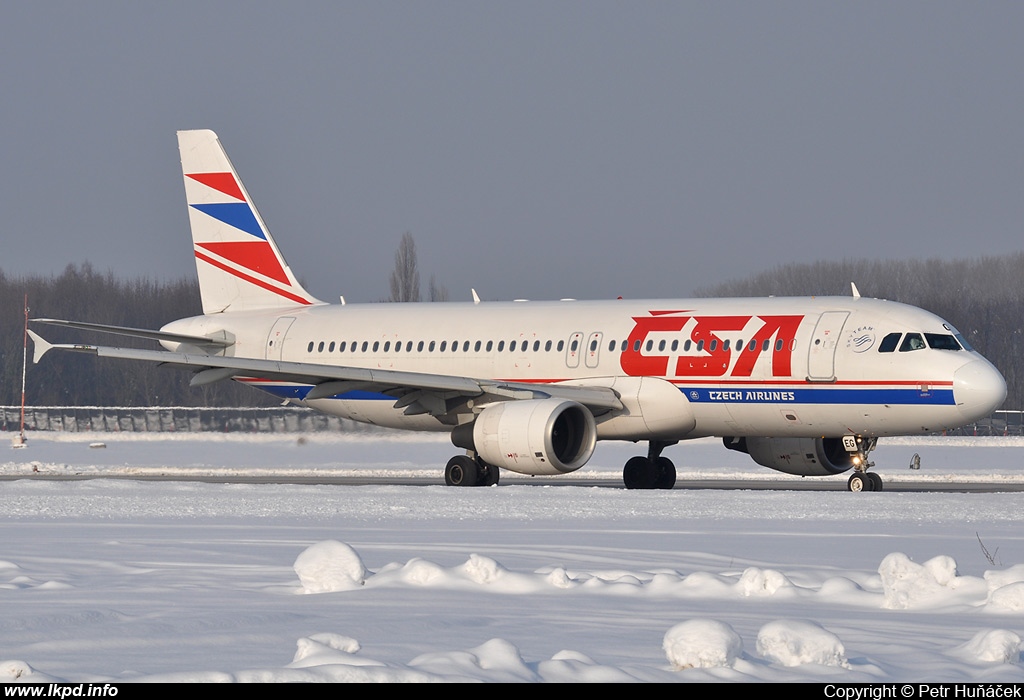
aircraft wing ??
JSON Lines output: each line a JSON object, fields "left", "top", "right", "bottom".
{"left": 27, "top": 331, "right": 623, "bottom": 415}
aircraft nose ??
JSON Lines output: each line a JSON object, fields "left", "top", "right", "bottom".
{"left": 953, "top": 360, "right": 1007, "bottom": 421}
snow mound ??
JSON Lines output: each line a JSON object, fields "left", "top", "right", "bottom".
{"left": 950, "top": 629, "right": 1022, "bottom": 665}
{"left": 985, "top": 564, "right": 1024, "bottom": 589}
{"left": 736, "top": 567, "right": 793, "bottom": 597}
{"left": 0, "top": 660, "right": 57, "bottom": 682}
{"left": 756, "top": 620, "right": 849, "bottom": 668}
{"left": 461, "top": 554, "right": 508, "bottom": 584}
{"left": 294, "top": 540, "right": 367, "bottom": 593}
{"left": 410, "top": 638, "right": 540, "bottom": 682}
{"left": 663, "top": 619, "right": 743, "bottom": 669}
{"left": 988, "top": 582, "right": 1024, "bottom": 611}
{"left": 879, "top": 552, "right": 965, "bottom": 609}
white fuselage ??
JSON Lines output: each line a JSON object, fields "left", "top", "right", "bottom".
{"left": 162, "top": 294, "right": 1005, "bottom": 442}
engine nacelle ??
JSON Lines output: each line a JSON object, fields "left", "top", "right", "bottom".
{"left": 452, "top": 399, "right": 597, "bottom": 476}
{"left": 723, "top": 436, "right": 858, "bottom": 476}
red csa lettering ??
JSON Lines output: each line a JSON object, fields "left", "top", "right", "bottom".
{"left": 675, "top": 316, "right": 748, "bottom": 377}
{"left": 730, "top": 315, "right": 803, "bottom": 377}
{"left": 619, "top": 312, "right": 805, "bottom": 379}
{"left": 619, "top": 311, "right": 690, "bottom": 376}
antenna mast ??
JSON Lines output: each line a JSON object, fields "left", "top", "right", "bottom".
{"left": 12, "top": 294, "right": 28, "bottom": 448}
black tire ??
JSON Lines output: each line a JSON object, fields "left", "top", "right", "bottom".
{"left": 623, "top": 456, "right": 657, "bottom": 489}
{"left": 867, "top": 472, "right": 883, "bottom": 491}
{"left": 848, "top": 473, "right": 870, "bottom": 492}
{"left": 445, "top": 455, "right": 480, "bottom": 487}
{"left": 654, "top": 456, "right": 676, "bottom": 490}
{"left": 479, "top": 460, "right": 500, "bottom": 486}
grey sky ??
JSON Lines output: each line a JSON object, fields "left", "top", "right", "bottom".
{"left": 2, "top": 2, "right": 1021, "bottom": 304}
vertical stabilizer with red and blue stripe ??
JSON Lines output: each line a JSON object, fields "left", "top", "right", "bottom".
{"left": 178, "top": 130, "right": 321, "bottom": 314}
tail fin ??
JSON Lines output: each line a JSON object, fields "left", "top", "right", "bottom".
{"left": 177, "top": 129, "right": 321, "bottom": 314}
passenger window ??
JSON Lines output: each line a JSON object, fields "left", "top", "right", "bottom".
{"left": 418, "top": 341, "right": 425, "bottom": 352}
{"left": 383, "top": 341, "right": 390, "bottom": 352}
{"left": 339, "top": 341, "right": 346, "bottom": 352}
{"left": 307, "top": 341, "right": 314, "bottom": 353}
{"left": 878, "top": 333, "right": 901, "bottom": 353}
{"left": 509, "top": 340, "right": 516, "bottom": 352}
{"left": 498, "top": 341, "right": 505, "bottom": 352}
{"left": 318, "top": 341, "right": 325, "bottom": 352}
{"left": 475, "top": 341, "right": 481, "bottom": 352}
{"left": 899, "top": 333, "right": 926, "bottom": 352}
{"left": 486, "top": 340, "right": 493, "bottom": 352}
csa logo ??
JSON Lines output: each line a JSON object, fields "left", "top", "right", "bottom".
{"left": 847, "top": 326, "right": 876, "bottom": 354}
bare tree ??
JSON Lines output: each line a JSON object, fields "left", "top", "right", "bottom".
{"left": 388, "top": 232, "right": 421, "bottom": 302}
{"left": 428, "top": 274, "right": 449, "bottom": 302}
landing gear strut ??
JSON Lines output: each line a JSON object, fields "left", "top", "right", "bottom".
{"left": 623, "top": 440, "right": 677, "bottom": 490}
{"left": 845, "top": 437, "right": 882, "bottom": 492}
{"left": 445, "top": 453, "right": 499, "bottom": 487}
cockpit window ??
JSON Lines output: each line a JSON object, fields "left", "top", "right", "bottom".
{"left": 878, "top": 333, "right": 901, "bottom": 353}
{"left": 924, "top": 333, "right": 962, "bottom": 351}
{"left": 899, "top": 333, "right": 926, "bottom": 352}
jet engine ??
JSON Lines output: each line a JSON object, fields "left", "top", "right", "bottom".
{"left": 451, "top": 399, "right": 596, "bottom": 476}
{"left": 723, "top": 436, "right": 858, "bottom": 477}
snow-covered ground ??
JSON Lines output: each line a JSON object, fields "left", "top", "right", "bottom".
{"left": 1, "top": 432, "right": 1023, "bottom": 682}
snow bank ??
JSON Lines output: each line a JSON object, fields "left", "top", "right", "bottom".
{"left": 879, "top": 553, "right": 985, "bottom": 609}
{"left": 756, "top": 620, "right": 849, "bottom": 668}
{"left": 950, "top": 629, "right": 1022, "bottom": 665}
{"left": 294, "top": 540, "right": 367, "bottom": 593}
{"left": 663, "top": 619, "right": 743, "bottom": 669}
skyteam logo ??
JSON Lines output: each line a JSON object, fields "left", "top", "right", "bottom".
{"left": 846, "top": 326, "right": 876, "bottom": 353}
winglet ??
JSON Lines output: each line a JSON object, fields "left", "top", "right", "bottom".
{"left": 851, "top": 282, "right": 861, "bottom": 299}
{"left": 471, "top": 289, "right": 481, "bottom": 305}
{"left": 27, "top": 330, "right": 53, "bottom": 364}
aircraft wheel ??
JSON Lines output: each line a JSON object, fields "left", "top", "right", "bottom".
{"left": 867, "top": 472, "right": 883, "bottom": 491}
{"left": 654, "top": 456, "right": 676, "bottom": 490}
{"left": 848, "top": 473, "right": 870, "bottom": 492}
{"left": 479, "top": 460, "right": 500, "bottom": 486}
{"left": 623, "top": 456, "right": 657, "bottom": 489}
{"left": 445, "top": 455, "right": 480, "bottom": 487}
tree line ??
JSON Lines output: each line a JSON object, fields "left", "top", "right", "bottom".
{"left": 3, "top": 252, "right": 1022, "bottom": 408}
{"left": 695, "top": 254, "right": 1024, "bottom": 409}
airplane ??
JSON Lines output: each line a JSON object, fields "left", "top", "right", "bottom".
{"left": 28, "top": 129, "right": 1007, "bottom": 492}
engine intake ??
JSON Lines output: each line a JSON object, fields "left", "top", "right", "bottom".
{"left": 724, "top": 436, "right": 857, "bottom": 476}
{"left": 452, "top": 399, "right": 597, "bottom": 476}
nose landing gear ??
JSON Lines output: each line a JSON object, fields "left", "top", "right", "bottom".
{"left": 845, "top": 437, "right": 881, "bottom": 492}
{"left": 622, "top": 440, "right": 677, "bottom": 489}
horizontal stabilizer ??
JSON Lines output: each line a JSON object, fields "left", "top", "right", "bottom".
{"left": 32, "top": 318, "right": 233, "bottom": 348}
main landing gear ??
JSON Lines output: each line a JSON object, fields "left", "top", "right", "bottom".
{"left": 444, "top": 453, "right": 500, "bottom": 487}
{"left": 623, "top": 440, "right": 677, "bottom": 490}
